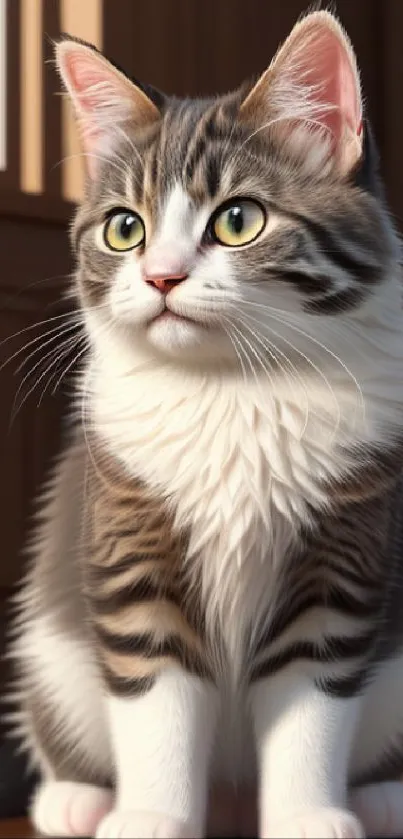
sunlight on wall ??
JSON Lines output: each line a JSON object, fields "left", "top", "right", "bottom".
{"left": 60, "top": 0, "right": 103, "bottom": 203}
{"left": 20, "top": 0, "right": 43, "bottom": 193}
{"left": 0, "top": 0, "right": 6, "bottom": 172}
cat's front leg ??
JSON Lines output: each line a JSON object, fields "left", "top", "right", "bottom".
{"left": 251, "top": 670, "right": 364, "bottom": 839}
{"left": 95, "top": 667, "right": 217, "bottom": 839}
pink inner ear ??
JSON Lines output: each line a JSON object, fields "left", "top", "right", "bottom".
{"left": 64, "top": 50, "right": 111, "bottom": 114}
{"left": 297, "top": 27, "right": 361, "bottom": 146}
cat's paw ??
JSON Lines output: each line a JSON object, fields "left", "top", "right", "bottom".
{"left": 264, "top": 807, "right": 365, "bottom": 839}
{"left": 32, "top": 780, "right": 113, "bottom": 836}
{"left": 95, "top": 809, "right": 201, "bottom": 839}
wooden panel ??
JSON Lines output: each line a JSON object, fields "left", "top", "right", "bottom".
{"left": 60, "top": 0, "right": 103, "bottom": 203}
{"left": 0, "top": 189, "right": 73, "bottom": 224}
{"left": 0, "top": 819, "right": 33, "bottom": 837}
{"left": 43, "top": 0, "right": 62, "bottom": 198}
{"left": 0, "top": 310, "right": 26, "bottom": 587}
{"left": 378, "top": 0, "right": 403, "bottom": 222}
{"left": 0, "top": 305, "right": 69, "bottom": 589}
{"left": 0, "top": 215, "right": 71, "bottom": 295}
{"left": 0, "top": 0, "right": 20, "bottom": 190}
{"left": 0, "top": 0, "right": 7, "bottom": 171}
{"left": 101, "top": 0, "right": 312, "bottom": 97}
{"left": 102, "top": 0, "right": 138, "bottom": 79}
{"left": 0, "top": 304, "right": 68, "bottom": 589}
{"left": 0, "top": 215, "right": 73, "bottom": 593}
{"left": 20, "top": 0, "right": 43, "bottom": 193}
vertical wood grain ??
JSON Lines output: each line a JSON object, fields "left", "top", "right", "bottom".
{"left": 0, "top": 0, "right": 7, "bottom": 171}
{"left": 60, "top": 0, "right": 102, "bottom": 203}
{"left": 43, "top": 0, "right": 62, "bottom": 198}
{"left": 1, "top": 0, "right": 21, "bottom": 189}
{"left": 20, "top": 0, "right": 43, "bottom": 193}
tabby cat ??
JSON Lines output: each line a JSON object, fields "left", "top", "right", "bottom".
{"left": 9, "top": 9, "right": 403, "bottom": 838}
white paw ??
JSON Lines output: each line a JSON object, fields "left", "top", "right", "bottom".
{"left": 32, "top": 780, "right": 113, "bottom": 836}
{"left": 265, "top": 807, "right": 365, "bottom": 839}
{"left": 96, "top": 809, "right": 201, "bottom": 839}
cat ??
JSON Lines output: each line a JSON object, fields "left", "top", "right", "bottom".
{"left": 8, "top": 8, "right": 403, "bottom": 838}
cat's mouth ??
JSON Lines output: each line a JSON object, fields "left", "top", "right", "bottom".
{"left": 148, "top": 307, "right": 199, "bottom": 327}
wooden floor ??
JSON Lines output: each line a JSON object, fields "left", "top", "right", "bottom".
{"left": 0, "top": 819, "right": 32, "bottom": 837}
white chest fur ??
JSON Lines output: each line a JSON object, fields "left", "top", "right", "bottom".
{"left": 87, "top": 327, "right": 398, "bottom": 658}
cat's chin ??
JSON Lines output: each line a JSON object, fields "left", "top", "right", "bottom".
{"left": 146, "top": 311, "right": 209, "bottom": 354}
{"left": 144, "top": 311, "right": 229, "bottom": 359}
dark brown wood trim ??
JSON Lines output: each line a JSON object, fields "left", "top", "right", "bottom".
{"left": 102, "top": 0, "right": 137, "bottom": 77}
{"left": 0, "top": 189, "right": 75, "bottom": 225}
{"left": 43, "top": 0, "right": 62, "bottom": 199}
{"left": 3, "top": 0, "right": 21, "bottom": 190}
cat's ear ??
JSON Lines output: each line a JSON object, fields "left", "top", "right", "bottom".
{"left": 239, "top": 11, "right": 363, "bottom": 177}
{"left": 55, "top": 38, "right": 161, "bottom": 178}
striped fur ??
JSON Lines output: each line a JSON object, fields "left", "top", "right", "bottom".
{"left": 84, "top": 445, "right": 211, "bottom": 695}
{"left": 9, "top": 10, "right": 403, "bottom": 839}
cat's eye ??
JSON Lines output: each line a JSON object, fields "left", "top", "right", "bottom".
{"left": 103, "top": 210, "right": 145, "bottom": 252}
{"left": 211, "top": 199, "right": 266, "bottom": 247}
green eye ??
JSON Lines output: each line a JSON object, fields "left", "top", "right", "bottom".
{"left": 103, "top": 210, "right": 145, "bottom": 251}
{"left": 212, "top": 199, "right": 265, "bottom": 247}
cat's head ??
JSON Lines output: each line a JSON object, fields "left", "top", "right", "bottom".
{"left": 56, "top": 11, "right": 399, "bottom": 370}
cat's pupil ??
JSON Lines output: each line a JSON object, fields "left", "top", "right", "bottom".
{"left": 228, "top": 206, "right": 244, "bottom": 235}
{"left": 119, "top": 215, "right": 136, "bottom": 239}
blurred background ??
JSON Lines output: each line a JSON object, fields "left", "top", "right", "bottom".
{"left": 0, "top": 0, "right": 402, "bottom": 821}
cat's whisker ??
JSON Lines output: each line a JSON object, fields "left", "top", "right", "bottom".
{"left": 36, "top": 340, "right": 84, "bottom": 406}
{"left": 14, "top": 320, "right": 84, "bottom": 376}
{"left": 221, "top": 323, "right": 248, "bottom": 385}
{"left": 14, "top": 272, "right": 75, "bottom": 298}
{"left": 52, "top": 150, "right": 129, "bottom": 179}
{"left": 0, "top": 310, "right": 82, "bottom": 352}
{"left": 35, "top": 329, "right": 90, "bottom": 403}
{"left": 12, "top": 332, "right": 85, "bottom": 411}
{"left": 115, "top": 124, "right": 145, "bottom": 174}
{"left": 224, "top": 318, "right": 276, "bottom": 400}
{"left": 242, "top": 299, "right": 366, "bottom": 429}
{"left": 224, "top": 322, "right": 260, "bottom": 386}
{"left": 238, "top": 307, "right": 343, "bottom": 440}
{"left": 230, "top": 111, "right": 333, "bottom": 174}
{"left": 0, "top": 316, "right": 83, "bottom": 375}
{"left": 238, "top": 315, "right": 311, "bottom": 437}
{"left": 49, "top": 340, "right": 90, "bottom": 399}
{"left": 234, "top": 314, "right": 311, "bottom": 438}
{"left": 310, "top": 314, "right": 395, "bottom": 363}
{"left": 267, "top": 324, "right": 343, "bottom": 442}
{"left": 9, "top": 333, "right": 85, "bottom": 426}
{"left": 270, "top": 313, "right": 366, "bottom": 431}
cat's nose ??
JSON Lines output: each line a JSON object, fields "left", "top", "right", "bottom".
{"left": 145, "top": 273, "right": 188, "bottom": 294}
{"left": 143, "top": 243, "right": 192, "bottom": 293}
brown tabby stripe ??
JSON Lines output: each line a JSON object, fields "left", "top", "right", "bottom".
{"left": 317, "top": 668, "right": 371, "bottom": 700}
{"left": 261, "top": 585, "right": 382, "bottom": 648}
{"left": 85, "top": 443, "right": 212, "bottom": 696}
{"left": 250, "top": 490, "right": 393, "bottom": 698}
{"left": 329, "top": 439, "right": 403, "bottom": 504}
{"left": 101, "top": 670, "right": 154, "bottom": 698}
{"left": 251, "top": 629, "right": 377, "bottom": 681}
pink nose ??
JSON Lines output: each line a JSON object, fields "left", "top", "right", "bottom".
{"left": 145, "top": 273, "right": 188, "bottom": 294}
